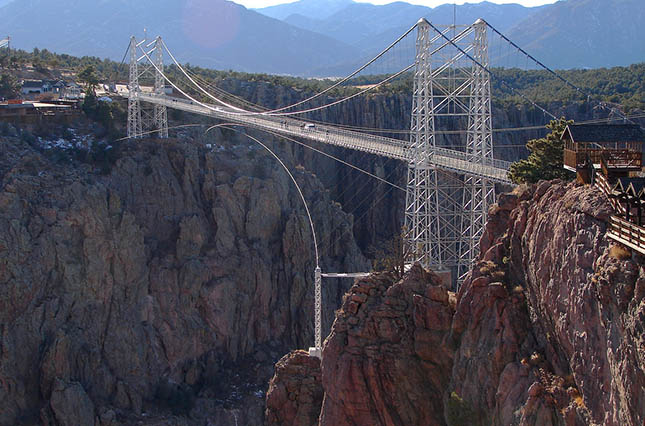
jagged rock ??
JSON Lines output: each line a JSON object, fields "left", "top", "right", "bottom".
{"left": 268, "top": 181, "right": 644, "bottom": 426}
{"left": 265, "top": 350, "right": 323, "bottom": 426}
{"left": 0, "top": 133, "right": 368, "bottom": 425}
{"left": 48, "top": 379, "right": 96, "bottom": 426}
{"left": 319, "top": 265, "right": 454, "bottom": 426}
{"left": 450, "top": 180, "right": 643, "bottom": 426}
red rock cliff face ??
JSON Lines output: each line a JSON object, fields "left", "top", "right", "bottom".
{"left": 0, "top": 131, "right": 368, "bottom": 426}
{"left": 266, "top": 180, "right": 645, "bottom": 425}
{"left": 320, "top": 266, "right": 454, "bottom": 426}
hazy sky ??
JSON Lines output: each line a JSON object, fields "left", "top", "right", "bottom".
{"left": 239, "top": 0, "right": 559, "bottom": 8}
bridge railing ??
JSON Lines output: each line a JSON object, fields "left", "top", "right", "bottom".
{"left": 133, "top": 93, "right": 512, "bottom": 183}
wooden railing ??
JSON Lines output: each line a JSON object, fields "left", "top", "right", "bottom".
{"left": 563, "top": 149, "right": 577, "bottom": 169}
{"left": 594, "top": 161, "right": 644, "bottom": 254}
{"left": 564, "top": 148, "right": 642, "bottom": 170}
{"left": 607, "top": 215, "right": 645, "bottom": 255}
{"left": 594, "top": 171, "right": 626, "bottom": 215}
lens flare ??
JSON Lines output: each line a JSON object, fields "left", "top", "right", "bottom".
{"left": 182, "top": 0, "right": 241, "bottom": 49}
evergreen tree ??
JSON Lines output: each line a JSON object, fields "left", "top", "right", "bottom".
{"left": 0, "top": 72, "right": 19, "bottom": 99}
{"left": 508, "top": 118, "right": 574, "bottom": 184}
{"left": 77, "top": 64, "right": 99, "bottom": 95}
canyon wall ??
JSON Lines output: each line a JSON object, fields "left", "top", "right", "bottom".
{"left": 2, "top": 81, "right": 643, "bottom": 425}
{"left": 0, "top": 126, "right": 368, "bottom": 426}
{"left": 267, "top": 180, "right": 645, "bottom": 425}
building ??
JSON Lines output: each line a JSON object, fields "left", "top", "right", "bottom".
{"left": 52, "top": 80, "right": 67, "bottom": 94}
{"left": 62, "top": 82, "right": 82, "bottom": 100}
{"left": 562, "top": 123, "right": 645, "bottom": 183}
{"left": 0, "top": 100, "right": 80, "bottom": 124}
{"left": 21, "top": 79, "right": 52, "bottom": 95}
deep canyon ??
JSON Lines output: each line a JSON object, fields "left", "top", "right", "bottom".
{"left": 0, "top": 84, "right": 643, "bottom": 425}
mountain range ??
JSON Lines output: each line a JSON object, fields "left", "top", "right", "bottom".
{"left": 0, "top": 0, "right": 642, "bottom": 76}
{"left": 504, "top": 0, "right": 645, "bottom": 69}
{"left": 0, "top": 0, "right": 359, "bottom": 75}
{"left": 278, "top": 1, "right": 544, "bottom": 57}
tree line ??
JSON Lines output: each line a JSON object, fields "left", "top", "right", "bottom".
{"left": 1, "top": 46, "right": 641, "bottom": 110}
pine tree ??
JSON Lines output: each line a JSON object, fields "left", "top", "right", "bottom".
{"left": 0, "top": 73, "right": 19, "bottom": 99}
{"left": 508, "top": 117, "right": 574, "bottom": 184}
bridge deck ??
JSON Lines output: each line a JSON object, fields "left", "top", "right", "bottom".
{"left": 131, "top": 93, "right": 512, "bottom": 184}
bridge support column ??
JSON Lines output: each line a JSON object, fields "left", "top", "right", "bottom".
{"left": 308, "top": 266, "right": 322, "bottom": 359}
{"left": 460, "top": 20, "right": 495, "bottom": 280}
{"left": 127, "top": 36, "right": 142, "bottom": 139}
{"left": 153, "top": 37, "right": 168, "bottom": 138}
{"left": 405, "top": 18, "right": 496, "bottom": 287}
{"left": 405, "top": 19, "right": 441, "bottom": 272}
{"left": 127, "top": 35, "right": 168, "bottom": 139}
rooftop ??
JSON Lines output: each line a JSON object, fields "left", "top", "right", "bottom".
{"left": 564, "top": 124, "right": 645, "bottom": 144}
{"left": 22, "top": 80, "right": 47, "bottom": 88}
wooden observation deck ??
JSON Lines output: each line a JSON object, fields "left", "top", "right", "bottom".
{"left": 563, "top": 124, "right": 644, "bottom": 183}
{"left": 573, "top": 123, "right": 645, "bottom": 255}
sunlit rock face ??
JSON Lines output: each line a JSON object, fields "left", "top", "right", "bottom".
{"left": 267, "top": 181, "right": 645, "bottom": 426}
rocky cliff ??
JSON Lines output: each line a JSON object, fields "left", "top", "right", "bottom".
{"left": 0, "top": 124, "right": 369, "bottom": 425}
{"left": 266, "top": 180, "right": 645, "bottom": 425}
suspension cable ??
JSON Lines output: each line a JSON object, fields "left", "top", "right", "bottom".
{"left": 207, "top": 124, "right": 320, "bottom": 267}
{"left": 136, "top": 42, "right": 240, "bottom": 118}
{"left": 179, "top": 67, "right": 267, "bottom": 111}
{"left": 161, "top": 40, "right": 247, "bottom": 112}
{"left": 163, "top": 36, "right": 415, "bottom": 117}
{"left": 425, "top": 21, "right": 558, "bottom": 120}
{"left": 484, "top": 20, "right": 638, "bottom": 126}
{"left": 111, "top": 43, "right": 131, "bottom": 86}
{"left": 159, "top": 25, "right": 472, "bottom": 118}
{"left": 161, "top": 26, "right": 417, "bottom": 116}
{"left": 248, "top": 127, "right": 406, "bottom": 192}
{"left": 113, "top": 123, "right": 206, "bottom": 142}
{"left": 138, "top": 40, "right": 645, "bottom": 144}
{"left": 262, "top": 26, "right": 473, "bottom": 117}
{"left": 266, "top": 64, "right": 414, "bottom": 117}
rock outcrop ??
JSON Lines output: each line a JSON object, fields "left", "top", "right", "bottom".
{"left": 0, "top": 128, "right": 368, "bottom": 425}
{"left": 319, "top": 265, "right": 454, "bottom": 426}
{"left": 265, "top": 350, "right": 323, "bottom": 426}
{"left": 266, "top": 180, "right": 645, "bottom": 425}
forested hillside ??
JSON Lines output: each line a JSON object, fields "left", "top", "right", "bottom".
{"left": 2, "top": 46, "right": 643, "bottom": 115}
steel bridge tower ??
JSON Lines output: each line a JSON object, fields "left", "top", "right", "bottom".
{"left": 128, "top": 35, "right": 168, "bottom": 139}
{"left": 405, "top": 19, "right": 495, "bottom": 286}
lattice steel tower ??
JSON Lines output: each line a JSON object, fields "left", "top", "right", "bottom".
{"left": 405, "top": 19, "right": 495, "bottom": 286}
{"left": 128, "top": 35, "right": 168, "bottom": 139}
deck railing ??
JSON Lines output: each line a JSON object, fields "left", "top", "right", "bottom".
{"left": 132, "top": 92, "right": 513, "bottom": 184}
{"left": 564, "top": 148, "right": 642, "bottom": 170}
{"left": 594, "top": 171, "right": 626, "bottom": 215}
{"left": 607, "top": 215, "right": 645, "bottom": 255}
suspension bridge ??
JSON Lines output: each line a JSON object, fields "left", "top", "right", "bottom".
{"left": 120, "top": 17, "right": 611, "bottom": 357}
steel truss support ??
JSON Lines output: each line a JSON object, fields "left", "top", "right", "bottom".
{"left": 405, "top": 18, "right": 495, "bottom": 288}
{"left": 153, "top": 37, "right": 168, "bottom": 138}
{"left": 460, "top": 20, "right": 495, "bottom": 280}
{"left": 405, "top": 19, "right": 438, "bottom": 270}
{"left": 127, "top": 35, "right": 168, "bottom": 139}
{"left": 127, "top": 36, "right": 142, "bottom": 139}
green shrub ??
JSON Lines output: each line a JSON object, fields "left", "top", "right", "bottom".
{"left": 445, "top": 392, "right": 478, "bottom": 426}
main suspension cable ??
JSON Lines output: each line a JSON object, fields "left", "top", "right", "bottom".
{"left": 425, "top": 21, "right": 558, "bottom": 120}
{"left": 484, "top": 20, "right": 637, "bottom": 126}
